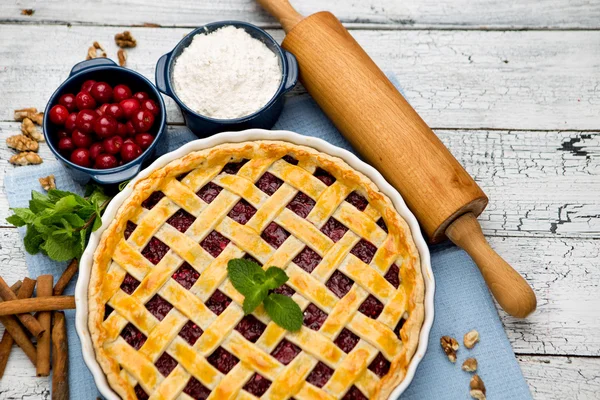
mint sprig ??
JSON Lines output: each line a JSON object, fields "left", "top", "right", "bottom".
{"left": 227, "top": 258, "right": 303, "bottom": 331}
{"left": 6, "top": 186, "right": 110, "bottom": 262}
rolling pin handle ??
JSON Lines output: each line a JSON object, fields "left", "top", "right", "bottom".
{"left": 446, "top": 213, "right": 537, "bottom": 318}
{"left": 257, "top": 0, "right": 303, "bottom": 32}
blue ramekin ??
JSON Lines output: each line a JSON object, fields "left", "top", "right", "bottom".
{"left": 44, "top": 58, "right": 167, "bottom": 185}
{"left": 155, "top": 21, "right": 298, "bottom": 137}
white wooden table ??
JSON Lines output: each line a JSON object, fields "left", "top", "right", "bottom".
{"left": 0, "top": 1, "right": 599, "bottom": 398}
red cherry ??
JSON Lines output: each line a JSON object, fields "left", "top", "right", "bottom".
{"left": 57, "top": 130, "right": 69, "bottom": 139}
{"left": 132, "top": 92, "right": 149, "bottom": 102}
{"left": 57, "top": 137, "right": 75, "bottom": 154}
{"left": 132, "top": 110, "right": 154, "bottom": 133}
{"left": 123, "top": 138, "right": 135, "bottom": 145}
{"left": 121, "top": 142, "right": 142, "bottom": 162}
{"left": 65, "top": 112, "right": 78, "bottom": 132}
{"left": 70, "top": 148, "right": 91, "bottom": 167}
{"left": 113, "top": 84, "right": 132, "bottom": 102}
{"left": 134, "top": 133, "right": 154, "bottom": 150}
{"left": 75, "top": 91, "right": 96, "bottom": 110}
{"left": 94, "top": 154, "right": 118, "bottom": 169}
{"left": 98, "top": 103, "right": 110, "bottom": 115}
{"left": 49, "top": 105, "right": 69, "bottom": 125}
{"left": 125, "top": 121, "right": 136, "bottom": 136}
{"left": 89, "top": 143, "right": 104, "bottom": 160}
{"left": 75, "top": 110, "right": 97, "bottom": 134}
{"left": 103, "top": 136, "right": 124, "bottom": 155}
{"left": 106, "top": 103, "right": 124, "bottom": 120}
{"left": 116, "top": 122, "right": 128, "bottom": 137}
{"left": 81, "top": 80, "right": 96, "bottom": 93}
{"left": 119, "top": 98, "right": 140, "bottom": 120}
{"left": 141, "top": 99, "right": 160, "bottom": 116}
{"left": 58, "top": 93, "right": 77, "bottom": 112}
{"left": 72, "top": 130, "right": 93, "bottom": 148}
{"left": 90, "top": 82, "right": 113, "bottom": 104}
{"left": 94, "top": 116, "right": 118, "bottom": 138}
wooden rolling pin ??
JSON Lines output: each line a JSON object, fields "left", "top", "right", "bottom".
{"left": 258, "top": 0, "right": 536, "bottom": 318}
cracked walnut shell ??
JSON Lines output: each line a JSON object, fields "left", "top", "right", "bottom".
{"left": 6, "top": 135, "right": 39, "bottom": 152}
{"left": 470, "top": 375, "right": 486, "bottom": 399}
{"left": 440, "top": 335, "right": 459, "bottom": 363}
{"left": 464, "top": 330, "right": 480, "bottom": 349}
{"left": 10, "top": 152, "right": 42, "bottom": 166}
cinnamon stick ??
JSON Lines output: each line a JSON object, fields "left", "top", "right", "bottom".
{"left": 0, "top": 280, "right": 37, "bottom": 368}
{"left": 54, "top": 259, "right": 79, "bottom": 296}
{"left": 0, "top": 296, "right": 75, "bottom": 316}
{"left": 52, "top": 311, "right": 69, "bottom": 400}
{"left": 0, "top": 276, "right": 44, "bottom": 337}
{"left": 36, "top": 275, "right": 53, "bottom": 376}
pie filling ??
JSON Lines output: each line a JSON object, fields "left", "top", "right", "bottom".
{"left": 91, "top": 144, "right": 423, "bottom": 400}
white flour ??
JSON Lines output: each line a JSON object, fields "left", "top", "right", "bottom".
{"left": 172, "top": 26, "right": 282, "bottom": 119}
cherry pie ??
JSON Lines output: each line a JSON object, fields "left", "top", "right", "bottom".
{"left": 89, "top": 141, "right": 424, "bottom": 400}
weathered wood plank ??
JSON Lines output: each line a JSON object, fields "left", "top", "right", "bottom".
{"left": 1, "top": 25, "right": 599, "bottom": 130}
{"left": 519, "top": 356, "right": 600, "bottom": 400}
{"left": 2, "top": 123, "right": 598, "bottom": 239}
{"left": 2, "top": 0, "right": 599, "bottom": 29}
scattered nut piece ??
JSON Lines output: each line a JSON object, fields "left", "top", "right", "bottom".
{"left": 6, "top": 134, "right": 39, "bottom": 152}
{"left": 464, "top": 330, "right": 480, "bottom": 349}
{"left": 10, "top": 152, "right": 43, "bottom": 166}
{"left": 117, "top": 49, "right": 127, "bottom": 66}
{"left": 14, "top": 107, "right": 36, "bottom": 121}
{"left": 86, "top": 42, "right": 107, "bottom": 60}
{"left": 440, "top": 335, "right": 459, "bottom": 363}
{"left": 462, "top": 357, "right": 478, "bottom": 372}
{"left": 21, "top": 118, "right": 45, "bottom": 142}
{"left": 21, "top": 9, "right": 35, "bottom": 16}
{"left": 39, "top": 175, "right": 56, "bottom": 191}
{"left": 115, "top": 31, "right": 137, "bottom": 48}
{"left": 470, "top": 375, "right": 486, "bottom": 400}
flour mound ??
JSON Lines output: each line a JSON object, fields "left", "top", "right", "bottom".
{"left": 172, "top": 26, "right": 282, "bottom": 120}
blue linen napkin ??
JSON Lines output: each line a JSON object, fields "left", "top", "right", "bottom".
{"left": 5, "top": 82, "right": 531, "bottom": 400}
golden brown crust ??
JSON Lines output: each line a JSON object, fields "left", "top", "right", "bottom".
{"left": 88, "top": 140, "right": 424, "bottom": 400}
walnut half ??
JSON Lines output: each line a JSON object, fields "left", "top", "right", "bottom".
{"left": 6, "top": 135, "right": 39, "bottom": 152}
{"left": 440, "top": 336, "right": 459, "bottom": 363}
{"left": 464, "top": 330, "right": 480, "bottom": 349}
{"left": 470, "top": 375, "right": 486, "bottom": 400}
{"left": 39, "top": 175, "right": 56, "bottom": 191}
{"left": 462, "top": 357, "right": 478, "bottom": 372}
{"left": 115, "top": 31, "right": 137, "bottom": 48}
{"left": 10, "top": 152, "right": 43, "bottom": 166}
{"left": 21, "top": 118, "right": 44, "bottom": 142}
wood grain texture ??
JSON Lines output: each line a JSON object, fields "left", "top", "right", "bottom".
{"left": 0, "top": 25, "right": 599, "bottom": 130}
{"left": 1, "top": 0, "right": 599, "bottom": 29}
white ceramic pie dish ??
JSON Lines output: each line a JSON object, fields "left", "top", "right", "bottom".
{"left": 75, "top": 129, "right": 435, "bottom": 400}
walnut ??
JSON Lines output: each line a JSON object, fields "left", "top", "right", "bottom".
{"left": 86, "top": 41, "right": 107, "bottom": 60}
{"left": 21, "top": 9, "right": 34, "bottom": 16}
{"left": 6, "top": 134, "right": 39, "bottom": 152}
{"left": 14, "top": 108, "right": 43, "bottom": 125}
{"left": 21, "top": 118, "right": 44, "bottom": 142}
{"left": 118, "top": 49, "right": 127, "bottom": 66}
{"left": 39, "top": 175, "right": 56, "bottom": 191}
{"left": 10, "top": 152, "right": 43, "bottom": 166}
{"left": 440, "top": 335, "right": 459, "bottom": 363}
{"left": 470, "top": 375, "right": 486, "bottom": 399}
{"left": 462, "top": 357, "right": 478, "bottom": 372}
{"left": 464, "top": 330, "right": 480, "bottom": 349}
{"left": 115, "top": 31, "right": 137, "bottom": 48}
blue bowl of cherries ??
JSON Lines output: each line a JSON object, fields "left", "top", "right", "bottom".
{"left": 44, "top": 58, "right": 167, "bottom": 184}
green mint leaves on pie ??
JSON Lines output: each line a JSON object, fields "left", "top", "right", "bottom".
{"left": 6, "top": 185, "right": 111, "bottom": 262}
{"left": 227, "top": 258, "right": 303, "bottom": 331}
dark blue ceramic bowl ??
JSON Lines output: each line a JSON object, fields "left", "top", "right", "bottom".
{"left": 44, "top": 58, "right": 167, "bottom": 185}
{"left": 155, "top": 21, "right": 298, "bottom": 137}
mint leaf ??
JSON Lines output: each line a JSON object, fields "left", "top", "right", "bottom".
{"left": 47, "top": 189, "right": 75, "bottom": 202}
{"left": 54, "top": 195, "right": 79, "bottom": 213}
{"left": 227, "top": 258, "right": 266, "bottom": 296}
{"left": 23, "top": 225, "right": 43, "bottom": 254}
{"left": 264, "top": 293, "right": 303, "bottom": 331}
{"left": 6, "top": 214, "right": 25, "bottom": 227}
{"left": 264, "top": 267, "right": 289, "bottom": 290}
{"left": 42, "top": 235, "right": 79, "bottom": 261}
{"left": 242, "top": 286, "right": 268, "bottom": 315}
{"left": 8, "top": 208, "right": 36, "bottom": 225}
